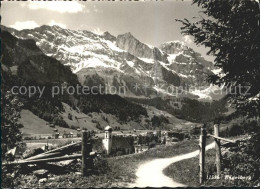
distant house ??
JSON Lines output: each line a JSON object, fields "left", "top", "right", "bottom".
{"left": 39, "top": 135, "right": 52, "bottom": 139}
{"left": 102, "top": 127, "right": 162, "bottom": 156}
{"left": 167, "top": 131, "right": 185, "bottom": 141}
{"left": 63, "top": 132, "right": 74, "bottom": 138}
{"left": 111, "top": 136, "right": 134, "bottom": 155}
{"left": 136, "top": 133, "right": 158, "bottom": 148}
{"left": 53, "top": 132, "right": 60, "bottom": 139}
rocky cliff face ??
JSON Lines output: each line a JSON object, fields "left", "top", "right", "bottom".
{"left": 116, "top": 32, "right": 153, "bottom": 59}
{"left": 151, "top": 60, "right": 181, "bottom": 86}
{"left": 160, "top": 41, "right": 186, "bottom": 54}
{"left": 103, "top": 31, "right": 116, "bottom": 42}
{"left": 160, "top": 41, "right": 214, "bottom": 87}
{"left": 3, "top": 25, "right": 216, "bottom": 100}
{"left": 116, "top": 32, "right": 168, "bottom": 62}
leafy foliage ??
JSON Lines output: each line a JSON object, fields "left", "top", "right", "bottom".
{"left": 221, "top": 132, "right": 260, "bottom": 186}
{"left": 221, "top": 120, "right": 260, "bottom": 137}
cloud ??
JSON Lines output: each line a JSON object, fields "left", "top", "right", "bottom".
{"left": 182, "top": 35, "right": 193, "bottom": 45}
{"left": 92, "top": 27, "right": 103, "bottom": 35}
{"left": 27, "top": 1, "right": 85, "bottom": 14}
{"left": 48, "top": 20, "right": 67, "bottom": 28}
{"left": 10, "top": 20, "right": 39, "bottom": 30}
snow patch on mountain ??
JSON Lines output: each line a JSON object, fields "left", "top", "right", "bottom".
{"left": 138, "top": 58, "right": 154, "bottom": 64}
{"left": 167, "top": 53, "right": 181, "bottom": 63}
{"left": 126, "top": 61, "right": 135, "bottom": 67}
{"left": 100, "top": 38, "right": 125, "bottom": 52}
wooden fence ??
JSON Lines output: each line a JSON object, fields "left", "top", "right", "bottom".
{"left": 3, "top": 131, "right": 96, "bottom": 177}
{"left": 199, "top": 124, "right": 238, "bottom": 184}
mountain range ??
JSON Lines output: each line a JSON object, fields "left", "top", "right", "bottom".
{"left": 1, "top": 25, "right": 227, "bottom": 135}
{"left": 3, "top": 25, "right": 217, "bottom": 100}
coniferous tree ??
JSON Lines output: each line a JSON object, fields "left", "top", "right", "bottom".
{"left": 177, "top": 0, "right": 260, "bottom": 118}
{"left": 1, "top": 90, "right": 24, "bottom": 158}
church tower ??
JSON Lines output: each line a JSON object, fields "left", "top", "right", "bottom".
{"left": 102, "top": 125, "right": 112, "bottom": 155}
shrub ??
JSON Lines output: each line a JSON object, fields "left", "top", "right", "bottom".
{"left": 221, "top": 133, "right": 260, "bottom": 186}
{"left": 68, "top": 113, "right": 73, "bottom": 120}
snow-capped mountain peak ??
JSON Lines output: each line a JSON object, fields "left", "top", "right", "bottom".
{"left": 3, "top": 25, "right": 216, "bottom": 100}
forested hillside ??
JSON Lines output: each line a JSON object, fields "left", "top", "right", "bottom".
{"left": 1, "top": 30, "right": 148, "bottom": 131}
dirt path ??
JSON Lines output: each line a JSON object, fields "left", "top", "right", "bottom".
{"left": 129, "top": 142, "right": 215, "bottom": 187}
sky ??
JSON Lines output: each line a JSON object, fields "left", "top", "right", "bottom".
{"left": 1, "top": 0, "right": 214, "bottom": 62}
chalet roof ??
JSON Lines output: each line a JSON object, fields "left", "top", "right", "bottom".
{"left": 63, "top": 133, "right": 73, "bottom": 135}
{"left": 112, "top": 136, "right": 133, "bottom": 149}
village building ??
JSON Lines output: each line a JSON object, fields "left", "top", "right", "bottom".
{"left": 102, "top": 126, "right": 167, "bottom": 155}
{"left": 167, "top": 131, "right": 185, "bottom": 141}
{"left": 53, "top": 132, "right": 60, "bottom": 139}
{"left": 63, "top": 132, "right": 74, "bottom": 138}
{"left": 111, "top": 135, "right": 134, "bottom": 155}
{"left": 102, "top": 126, "right": 135, "bottom": 155}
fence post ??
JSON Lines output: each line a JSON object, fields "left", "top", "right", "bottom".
{"left": 81, "top": 130, "right": 89, "bottom": 177}
{"left": 214, "top": 124, "right": 221, "bottom": 177}
{"left": 199, "top": 124, "right": 207, "bottom": 184}
{"left": 86, "top": 131, "right": 94, "bottom": 171}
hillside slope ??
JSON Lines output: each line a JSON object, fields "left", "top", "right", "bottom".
{"left": 20, "top": 109, "right": 77, "bottom": 136}
{"left": 1, "top": 30, "right": 150, "bottom": 133}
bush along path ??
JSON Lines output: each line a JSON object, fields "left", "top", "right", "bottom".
{"left": 129, "top": 142, "right": 215, "bottom": 187}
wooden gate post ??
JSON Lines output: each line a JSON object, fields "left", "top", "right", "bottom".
{"left": 199, "top": 124, "right": 207, "bottom": 184}
{"left": 214, "top": 124, "right": 221, "bottom": 177}
{"left": 86, "top": 132, "right": 94, "bottom": 172}
{"left": 81, "top": 130, "right": 89, "bottom": 177}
